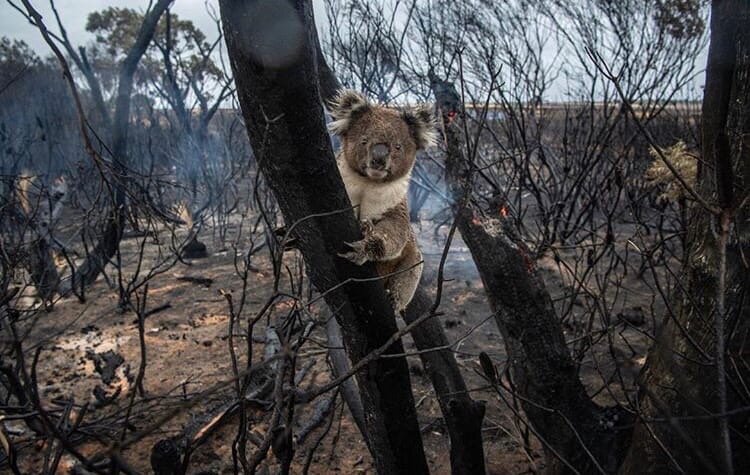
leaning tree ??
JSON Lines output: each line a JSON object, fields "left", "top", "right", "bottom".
{"left": 431, "top": 0, "right": 750, "bottom": 473}
{"left": 219, "top": 0, "right": 429, "bottom": 473}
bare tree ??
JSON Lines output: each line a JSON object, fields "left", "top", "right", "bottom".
{"left": 4, "top": 0, "right": 749, "bottom": 473}
{"left": 620, "top": 1, "right": 750, "bottom": 472}
{"left": 11, "top": 0, "right": 174, "bottom": 296}
{"left": 427, "top": 0, "right": 750, "bottom": 472}
{"left": 220, "top": 0, "right": 430, "bottom": 472}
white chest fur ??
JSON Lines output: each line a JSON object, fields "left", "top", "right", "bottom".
{"left": 338, "top": 158, "right": 410, "bottom": 221}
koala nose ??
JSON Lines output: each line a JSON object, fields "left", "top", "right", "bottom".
{"left": 370, "top": 143, "right": 390, "bottom": 168}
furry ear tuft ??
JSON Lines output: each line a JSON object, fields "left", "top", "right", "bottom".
{"left": 327, "top": 89, "right": 371, "bottom": 136}
{"left": 402, "top": 104, "right": 438, "bottom": 149}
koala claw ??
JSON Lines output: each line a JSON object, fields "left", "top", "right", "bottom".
{"left": 338, "top": 240, "right": 369, "bottom": 265}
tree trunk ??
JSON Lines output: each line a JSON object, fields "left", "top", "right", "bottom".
{"left": 26, "top": 234, "right": 60, "bottom": 305}
{"left": 306, "top": 11, "right": 487, "bottom": 470}
{"left": 402, "top": 272, "right": 487, "bottom": 475}
{"left": 619, "top": 2, "right": 750, "bottom": 473}
{"left": 219, "top": 1, "right": 428, "bottom": 473}
{"left": 434, "top": 86, "right": 633, "bottom": 474}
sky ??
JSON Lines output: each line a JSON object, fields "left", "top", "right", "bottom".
{"left": 1, "top": 1, "right": 707, "bottom": 102}
{"left": 1, "top": 0, "right": 327, "bottom": 55}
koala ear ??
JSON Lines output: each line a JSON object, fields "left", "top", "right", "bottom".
{"left": 402, "top": 104, "right": 438, "bottom": 149}
{"left": 328, "top": 89, "right": 371, "bottom": 136}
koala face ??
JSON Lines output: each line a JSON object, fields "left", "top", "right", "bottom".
{"left": 329, "top": 90, "right": 436, "bottom": 182}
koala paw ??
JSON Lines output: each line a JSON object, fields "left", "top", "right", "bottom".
{"left": 338, "top": 239, "right": 369, "bottom": 265}
{"left": 360, "top": 219, "right": 375, "bottom": 236}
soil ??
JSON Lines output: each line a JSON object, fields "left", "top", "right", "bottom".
{"left": 7, "top": 208, "right": 659, "bottom": 474}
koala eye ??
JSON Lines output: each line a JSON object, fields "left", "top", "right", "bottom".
{"left": 360, "top": 138, "right": 368, "bottom": 145}
{"left": 395, "top": 143, "right": 402, "bottom": 151}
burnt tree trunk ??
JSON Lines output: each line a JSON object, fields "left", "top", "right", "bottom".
{"left": 403, "top": 273, "right": 487, "bottom": 475}
{"left": 308, "top": 3, "right": 371, "bottom": 442}
{"left": 619, "top": 2, "right": 750, "bottom": 473}
{"left": 434, "top": 88, "right": 633, "bottom": 473}
{"left": 26, "top": 235, "right": 59, "bottom": 306}
{"left": 219, "top": 1, "right": 429, "bottom": 473}
{"left": 434, "top": 0, "right": 750, "bottom": 472}
{"left": 0, "top": 197, "right": 59, "bottom": 306}
{"left": 307, "top": 8, "right": 487, "bottom": 470}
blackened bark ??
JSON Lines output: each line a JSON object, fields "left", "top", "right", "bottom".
{"left": 434, "top": 85, "right": 633, "bottom": 474}
{"left": 403, "top": 274, "right": 487, "bottom": 475}
{"left": 316, "top": 50, "right": 340, "bottom": 106}
{"left": 27, "top": 236, "right": 59, "bottom": 305}
{"left": 619, "top": 2, "right": 750, "bottom": 473}
{"left": 323, "top": 307, "right": 368, "bottom": 438}
{"left": 219, "top": 1, "right": 428, "bottom": 473}
{"left": 310, "top": 5, "right": 369, "bottom": 442}
{"left": 309, "top": 12, "right": 487, "bottom": 472}
{"left": 2, "top": 202, "right": 59, "bottom": 305}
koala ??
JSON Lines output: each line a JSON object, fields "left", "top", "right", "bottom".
{"left": 329, "top": 90, "right": 437, "bottom": 314}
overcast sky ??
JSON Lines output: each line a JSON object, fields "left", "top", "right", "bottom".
{"left": 1, "top": 1, "right": 706, "bottom": 101}
{"left": 1, "top": 0, "right": 327, "bottom": 55}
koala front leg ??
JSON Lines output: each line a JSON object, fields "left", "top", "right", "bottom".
{"left": 338, "top": 219, "right": 383, "bottom": 265}
{"left": 387, "top": 245, "right": 423, "bottom": 315}
{"left": 338, "top": 216, "right": 408, "bottom": 265}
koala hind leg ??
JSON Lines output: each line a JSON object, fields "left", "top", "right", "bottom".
{"left": 385, "top": 243, "right": 423, "bottom": 315}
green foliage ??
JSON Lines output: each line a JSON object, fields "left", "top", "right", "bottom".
{"left": 84, "top": 7, "right": 224, "bottom": 102}
{"left": 86, "top": 7, "right": 144, "bottom": 57}
{"left": 0, "top": 37, "right": 39, "bottom": 72}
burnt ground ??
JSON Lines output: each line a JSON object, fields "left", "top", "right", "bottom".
{"left": 7, "top": 208, "right": 660, "bottom": 474}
